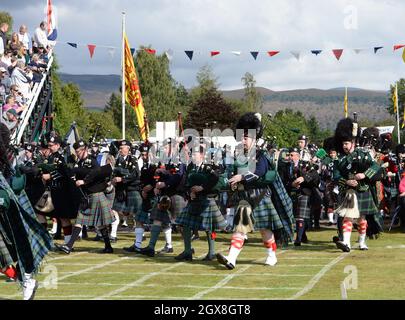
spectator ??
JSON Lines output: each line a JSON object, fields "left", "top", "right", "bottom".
{"left": 2, "top": 95, "right": 25, "bottom": 114}
{"left": 33, "top": 22, "right": 48, "bottom": 51}
{"left": 10, "top": 60, "right": 32, "bottom": 98}
{"left": 18, "top": 25, "right": 32, "bottom": 54}
{"left": 37, "top": 45, "right": 49, "bottom": 63}
{"left": 0, "top": 67, "right": 7, "bottom": 104}
{"left": 28, "top": 54, "right": 46, "bottom": 83}
{"left": 1, "top": 108, "right": 19, "bottom": 132}
{"left": 1, "top": 49, "right": 12, "bottom": 67}
{"left": 9, "top": 84, "right": 26, "bottom": 105}
{"left": 9, "top": 32, "right": 23, "bottom": 52}
{"left": 0, "top": 23, "right": 8, "bottom": 52}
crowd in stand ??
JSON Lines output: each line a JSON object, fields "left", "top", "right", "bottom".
{"left": 0, "top": 21, "right": 50, "bottom": 134}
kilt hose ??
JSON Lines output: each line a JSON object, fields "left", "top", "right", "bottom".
{"left": 112, "top": 190, "right": 142, "bottom": 217}
{"left": 175, "top": 197, "right": 227, "bottom": 231}
{"left": 75, "top": 192, "right": 115, "bottom": 227}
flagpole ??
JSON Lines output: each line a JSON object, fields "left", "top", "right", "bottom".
{"left": 396, "top": 83, "right": 401, "bottom": 144}
{"left": 345, "top": 87, "right": 348, "bottom": 118}
{"left": 121, "top": 11, "right": 126, "bottom": 140}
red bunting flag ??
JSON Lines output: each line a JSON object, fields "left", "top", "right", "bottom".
{"left": 394, "top": 45, "right": 405, "bottom": 51}
{"left": 87, "top": 44, "right": 96, "bottom": 58}
{"left": 332, "top": 49, "right": 344, "bottom": 60}
{"left": 211, "top": 51, "right": 220, "bottom": 57}
{"left": 267, "top": 51, "right": 280, "bottom": 57}
{"left": 145, "top": 48, "right": 156, "bottom": 55}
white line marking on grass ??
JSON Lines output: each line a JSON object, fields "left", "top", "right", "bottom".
{"left": 92, "top": 251, "right": 227, "bottom": 300}
{"left": 35, "top": 271, "right": 313, "bottom": 277}
{"left": 6, "top": 256, "right": 129, "bottom": 300}
{"left": 288, "top": 253, "right": 347, "bottom": 300}
{"left": 55, "top": 282, "right": 303, "bottom": 291}
{"left": 385, "top": 245, "right": 405, "bottom": 249}
{"left": 190, "top": 251, "right": 287, "bottom": 300}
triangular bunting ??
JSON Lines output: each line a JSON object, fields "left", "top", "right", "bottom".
{"left": 107, "top": 47, "right": 115, "bottom": 60}
{"left": 332, "top": 49, "right": 344, "bottom": 60}
{"left": 211, "top": 51, "right": 220, "bottom": 57}
{"left": 87, "top": 44, "right": 96, "bottom": 58}
{"left": 374, "top": 46, "right": 383, "bottom": 54}
{"left": 290, "top": 51, "right": 301, "bottom": 61}
{"left": 67, "top": 42, "right": 77, "bottom": 48}
{"left": 311, "top": 50, "right": 322, "bottom": 56}
{"left": 250, "top": 51, "right": 259, "bottom": 60}
{"left": 185, "top": 50, "right": 194, "bottom": 60}
{"left": 130, "top": 48, "right": 136, "bottom": 56}
{"left": 394, "top": 45, "right": 405, "bottom": 51}
{"left": 267, "top": 51, "right": 280, "bottom": 57}
{"left": 145, "top": 48, "right": 156, "bottom": 55}
{"left": 353, "top": 48, "right": 364, "bottom": 54}
{"left": 231, "top": 51, "right": 241, "bottom": 56}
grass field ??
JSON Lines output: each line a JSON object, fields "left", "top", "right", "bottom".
{"left": 1, "top": 220, "right": 405, "bottom": 300}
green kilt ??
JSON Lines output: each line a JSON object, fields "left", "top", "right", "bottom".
{"left": 150, "top": 206, "right": 171, "bottom": 225}
{"left": 356, "top": 190, "right": 378, "bottom": 216}
{"left": 104, "top": 189, "right": 115, "bottom": 207}
{"left": 75, "top": 192, "right": 115, "bottom": 227}
{"left": 175, "top": 197, "right": 227, "bottom": 231}
{"left": 170, "top": 195, "right": 187, "bottom": 219}
{"left": 112, "top": 190, "right": 142, "bottom": 216}
{"left": 252, "top": 188, "right": 285, "bottom": 231}
{"left": 0, "top": 230, "right": 14, "bottom": 269}
{"left": 293, "top": 194, "right": 311, "bottom": 220}
{"left": 135, "top": 210, "right": 150, "bottom": 224}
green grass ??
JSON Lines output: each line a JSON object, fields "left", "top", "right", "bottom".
{"left": 1, "top": 222, "right": 405, "bottom": 300}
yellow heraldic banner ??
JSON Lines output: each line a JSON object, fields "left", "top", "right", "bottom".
{"left": 124, "top": 33, "right": 148, "bottom": 141}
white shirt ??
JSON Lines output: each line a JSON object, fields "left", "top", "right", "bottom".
{"left": 0, "top": 39, "right": 3, "bottom": 56}
{"left": 18, "top": 32, "right": 31, "bottom": 50}
{"left": 33, "top": 27, "right": 48, "bottom": 48}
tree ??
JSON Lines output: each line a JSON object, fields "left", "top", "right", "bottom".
{"left": 0, "top": 11, "right": 13, "bottom": 32}
{"left": 241, "top": 72, "right": 263, "bottom": 113}
{"left": 185, "top": 87, "right": 240, "bottom": 134}
{"left": 135, "top": 48, "right": 190, "bottom": 129}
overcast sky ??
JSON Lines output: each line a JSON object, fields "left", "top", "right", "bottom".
{"left": 3, "top": 0, "right": 405, "bottom": 90}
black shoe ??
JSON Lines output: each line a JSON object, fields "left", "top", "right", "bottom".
{"left": 110, "top": 237, "right": 118, "bottom": 243}
{"left": 139, "top": 247, "right": 155, "bottom": 257}
{"left": 294, "top": 242, "right": 301, "bottom": 247}
{"left": 191, "top": 235, "right": 200, "bottom": 241}
{"left": 174, "top": 251, "right": 193, "bottom": 261}
{"left": 244, "top": 238, "right": 249, "bottom": 244}
{"left": 123, "top": 245, "right": 141, "bottom": 253}
{"left": 216, "top": 253, "right": 234, "bottom": 270}
{"left": 54, "top": 243, "right": 71, "bottom": 254}
{"left": 99, "top": 247, "right": 114, "bottom": 254}
{"left": 191, "top": 248, "right": 195, "bottom": 254}
{"left": 158, "top": 246, "right": 174, "bottom": 254}
{"left": 332, "top": 236, "right": 340, "bottom": 243}
{"left": 336, "top": 241, "right": 351, "bottom": 252}
{"left": 202, "top": 254, "right": 216, "bottom": 261}
{"left": 327, "top": 222, "right": 334, "bottom": 226}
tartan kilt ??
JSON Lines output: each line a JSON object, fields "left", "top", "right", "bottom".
{"left": 135, "top": 210, "right": 150, "bottom": 224}
{"left": 150, "top": 206, "right": 171, "bottom": 225}
{"left": 75, "top": 192, "right": 115, "bottom": 227}
{"left": 293, "top": 194, "right": 311, "bottom": 220}
{"left": 104, "top": 189, "right": 115, "bottom": 208}
{"left": 356, "top": 190, "right": 378, "bottom": 216}
{"left": 0, "top": 230, "right": 14, "bottom": 269}
{"left": 169, "top": 195, "right": 187, "bottom": 219}
{"left": 252, "top": 190, "right": 285, "bottom": 231}
{"left": 175, "top": 198, "right": 227, "bottom": 231}
{"left": 112, "top": 190, "right": 142, "bottom": 216}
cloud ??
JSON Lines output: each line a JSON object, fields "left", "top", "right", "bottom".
{"left": 2, "top": 0, "right": 405, "bottom": 90}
